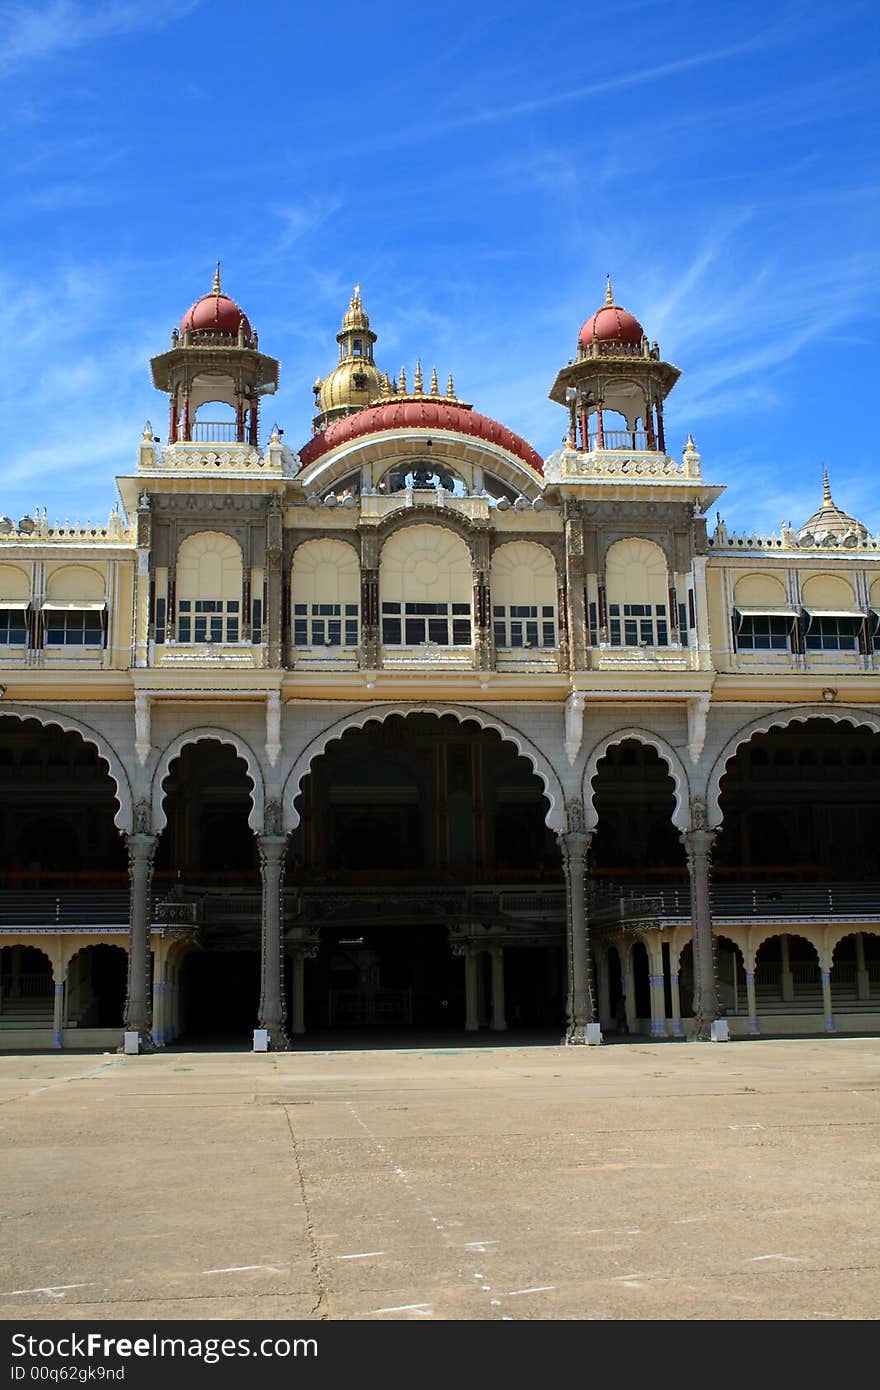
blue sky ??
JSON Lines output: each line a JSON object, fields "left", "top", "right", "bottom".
{"left": 0, "top": 0, "right": 877, "bottom": 534}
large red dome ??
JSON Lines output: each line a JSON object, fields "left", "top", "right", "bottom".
{"left": 180, "top": 292, "right": 252, "bottom": 339}
{"left": 578, "top": 303, "right": 645, "bottom": 348}
{"left": 299, "top": 399, "right": 544, "bottom": 473}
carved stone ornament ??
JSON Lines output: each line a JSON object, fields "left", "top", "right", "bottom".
{"left": 565, "top": 798, "right": 586, "bottom": 832}
{"left": 690, "top": 797, "right": 708, "bottom": 831}
{"left": 263, "top": 798, "right": 283, "bottom": 835}
{"left": 133, "top": 798, "right": 152, "bottom": 834}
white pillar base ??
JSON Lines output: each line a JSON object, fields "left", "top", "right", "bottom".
{"left": 586, "top": 1022, "right": 603, "bottom": 1045}
{"left": 253, "top": 1028, "right": 270, "bottom": 1052}
{"left": 123, "top": 1031, "right": 141, "bottom": 1055}
{"left": 709, "top": 1019, "right": 729, "bottom": 1042}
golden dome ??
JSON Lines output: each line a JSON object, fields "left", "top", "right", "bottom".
{"left": 341, "top": 284, "right": 371, "bottom": 333}
{"left": 317, "top": 358, "right": 382, "bottom": 415}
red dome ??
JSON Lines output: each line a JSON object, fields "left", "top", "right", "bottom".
{"left": 180, "top": 292, "right": 252, "bottom": 339}
{"left": 578, "top": 303, "right": 644, "bottom": 348}
{"left": 299, "top": 399, "right": 544, "bottom": 474}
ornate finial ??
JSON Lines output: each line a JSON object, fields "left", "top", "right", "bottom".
{"left": 446, "top": 372, "right": 455, "bottom": 399}
{"left": 399, "top": 364, "right": 407, "bottom": 393}
{"left": 212, "top": 261, "right": 222, "bottom": 296}
{"left": 379, "top": 371, "right": 391, "bottom": 397}
{"left": 822, "top": 467, "right": 833, "bottom": 506}
{"left": 605, "top": 275, "right": 614, "bottom": 307}
{"left": 430, "top": 366, "right": 439, "bottom": 395}
{"left": 414, "top": 359, "right": 423, "bottom": 393}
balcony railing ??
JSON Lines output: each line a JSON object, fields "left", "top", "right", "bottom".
{"left": 590, "top": 880, "right": 880, "bottom": 929}
{"left": 190, "top": 421, "right": 241, "bottom": 444}
{"left": 586, "top": 430, "right": 650, "bottom": 451}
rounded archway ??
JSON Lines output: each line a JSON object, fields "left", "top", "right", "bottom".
{"left": 66, "top": 944, "right": 127, "bottom": 1028}
{"left": 588, "top": 739, "right": 687, "bottom": 882}
{"left": 286, "top": 711, "right": 564, "bottom": 1035}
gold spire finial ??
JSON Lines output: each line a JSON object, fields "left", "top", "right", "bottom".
{"left": 823, "top": 467, "right": 833, "bottom": 506}
{"left": 399, "top": 364, "right": 407, "bottom": 393}
{"left": 351, "top": 283, "right": 361, "bottom": 305}
{"left": 447, "top": 372, "right": 455, "bottom": 399}
{"left": 414, "top": 359, "right": 423, "bottom": 393}
{"left": 213, "top": 262, "right": 222, "bottom": 296}
{"left": 430, "top": 366, "right": 439, "bottom": 395}
{"left": 605, "top": 275, "right": 614, "bottom": 307}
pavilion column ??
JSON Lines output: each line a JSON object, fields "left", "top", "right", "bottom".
{"left": 681, "top": 813, "right": 721, "bottom": 1041}
{"left": 856, "top": 933, "right": 870, "bottom": 1000}
{"left": 558, "top": 829, "right": 597, "bottom": 1044}
{"left": 464, "top": 947, "right": 480, "bottom": 1031}
{"left": 597, "top": 950, "right": 611, "bottom": 1029}
{"left": 745, "top": 968, "right": 759, "bottom": 1035}
{"left": 490, "top": 945, "right": 507, "bottom": 1032}
{"left": 258, "top": 833, "right": 290, "bottom": 1049}
{"left": 656, "top": 398, "right": 666, "bottom": 453}
{"left": 670, "top": 969, "right": 683, "bottom": 1036}
{"left": 52, "top": 960, "right": 64, "bottom": 1050}
{"left": 123, "top": 830, "right": 158, "bottom": 1051}
{"left": 649, "top": 960, "right": 666, "bottom": 1037}
{"left": 596, "top": 406, "right": 605, "bottom": 449}
{"left": 821, "top": 967, "right": 834, "bottom": 1033}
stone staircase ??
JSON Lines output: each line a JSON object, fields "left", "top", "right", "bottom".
{"left": 0, "top": 995, "right": 53, "bottom": 1029}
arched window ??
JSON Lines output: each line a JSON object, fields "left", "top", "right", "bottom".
{"left": 380, "top": 525, "right": 472, "bottom": 647}
{"left": 292, "top": 539, "right": 360, "bottom": 648}
{"left": 0, "top": 564, "right": 30, "bottom": 647}
{"left": 801, "top": 573, "right": 862, "bottom": 652}
{"left": 176, "top": 532, "right": 242, "bottom": 644}
{"left": 605, "top": 539, "right": 668, "bottom": 648}
{"left": 491, "top": 542, "right": 557, "bottom": 649}
{"left": 733, "top": 573, "right": 795, "bottom": 651}
{"left": 43, "top": 564, "right": 106, "bottom": 647}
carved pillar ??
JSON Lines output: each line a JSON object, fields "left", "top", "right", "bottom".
{"left": 52, "top": 970, "right": 64, "bottom": 1049}
{"left": 656, "top": 397, "right": 666, "bottom": 454}
{"left": 123, "top": 826, "right": 158, "bottom": 1049}
{"left": 490, "top": 945, "right": 507, "bottom": 1032}
{"left": 821, "top": 967, "right": 834, "bottom": 1033}
{"left": 258, "top": 832, "right": 290, "bottom": 1049}
{"left": 266, "top": 496, "right": 283, "bottom": 669}
{"left": 670, "top": 968, "right": 683, "bottom": 1036}
{"left": 464, "top": 946, "right": 480, "bottom": 1031}
{"left": 558, "top": 826, "right": 596, "bottom": 1043}
{"left": 649, "top": 962, "right": 666, "bottom": 1037}
{"left": 472, "top": 532, "right": 491, "bottom": 670}
{"left": 745, "top": 967, "right": 759, "bottom": 1035}
{"left": 564, "top": 506, "right": 588, "bottom": 670}
{"left": 360, "top": 531, "right": 380, "bottom": 668}
{"left": 168, "top": 393, "right": 178, "bottom": 444}
{"left": 681, "top": 813, "right": 721, "bottom": 1040}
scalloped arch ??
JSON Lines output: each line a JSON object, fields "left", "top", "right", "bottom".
{"left": 0, "top": 939, "right": 55, "bottom": 971}
{"left": 151, "top": 728, "right": 265, "bottom": 835}
{"left": 751, "top": 929, "right": 822, "bottom": 965}
{"left": 0, "top": 704, "right": 132, "bottom": 832}
{"left": 281, "top": 703, "right": 565, "bottom": 834}
{"left": 581, "top": 727, "right": 690, "bottom": 833}
{"left": 66, "top": 941, "right": 127, "bottom": 975}
{"left": 828, "top": 926, "right": 880, "bottom": 964}
{"left": 706, "top": 707, "right": 880, "bottom": 824}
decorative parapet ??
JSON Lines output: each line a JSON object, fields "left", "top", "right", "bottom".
{"left": 711, "top": 517, "right": 880, "bottom": 552}
{"left": 544, "top": 434, "right": 702, "bottom": 483}
{"left": 356, "top": 488, "right": 493, "bottom": 522}
{"left": 0, "top": 506, "right": 132, "bottom": 544}
{"left": 137, "top": 424, "right": 300, "bottom": 478}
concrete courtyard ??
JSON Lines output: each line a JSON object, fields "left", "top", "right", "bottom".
{"left": 1, "top": 1036, "right": 878, "bottom": 1321}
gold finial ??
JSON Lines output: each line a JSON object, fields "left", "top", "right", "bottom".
{"left": 414, "top": 359, "right": 423, "bottom": 393}
{"left": 822, "top": 467, "right": 833, "bottom": 506}
{"left": 213, "top": 262, "right": 222, "bottom": 296}
{"left": 430, "top": 366, "right": 439, "bottom": 395}
{"left": 350, "top": 283, "right": 361, "bottom": 308}
{"left": 380, "top": 371, "right": 391, "bottom": 397}
{"left": 605, "top": 275, "right": 614, "bottom": 307}
{"left": 446, "top": 372, "right": 455, "bottom": 399}
{"left": 399, "top": 364, "right": 407, "bottom": 393}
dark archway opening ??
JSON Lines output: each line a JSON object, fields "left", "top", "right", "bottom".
{"left": 177, "top": 950, "right": 260, "bottom": 1043}
{"left": 289, "top": 713, "right": 562, "bottom": 1037}
{"left": 589, "top": 740, "right": 685, "bottom": 883}
{"left": 66, "top": 944, "right": 127, "bottom": 1028}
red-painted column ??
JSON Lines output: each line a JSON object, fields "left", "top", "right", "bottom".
{"left": 181, "top": 395, "right": 191, "bottom": 442}
{"left": 645, "top": 396, "right": 657, "bottom": 451}
{"left": 236, "top": 397, "right": 246, "bottom": 444}
{"left": 249, "top": 402, "right": 259, "bottom": 446}
{"left": 596, "top": 407, "right": 605, "bottom": 449}
{"left": 168, "top": 394, "right": 178, "bottom": 444}
{"left": 579, "top": 410, "right": 589, "bottom": 451}
{"left": 657, "top": 399, "right": 666, "bottom": 453}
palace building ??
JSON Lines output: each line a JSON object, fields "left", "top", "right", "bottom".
{"left": 1, "top": 274, "right": 879, "bottom": 1051}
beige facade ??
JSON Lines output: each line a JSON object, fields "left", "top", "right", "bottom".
{"left": 1, "top": 278, "right": 878, "bottom": 1050}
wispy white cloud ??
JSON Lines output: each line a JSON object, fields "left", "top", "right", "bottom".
{"left": 0, "top": 0, "right": 200, "bottom": 76}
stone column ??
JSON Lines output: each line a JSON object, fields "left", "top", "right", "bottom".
{"left": 681, "top": 814, "right": 721, "bottom": 1041}
{"left": 558, "top": 829, "right": 596, "bottom": 1043}
{"left": 670, "top": 969, "right": 683, "bottom": 1037}
{"left": 465, "top": 947, "right": 480, "bottom": 1031}
{"left": 649, "top": 965, "right": 666, "bottom": 1037}
{"left": 821, "top": 967, "right": 834, "bottom": 1033}
{"left": 490, "top": 945, "right": 507, "bottom": 1032}
{"left": 745, "top": 968, "right": 759, "bottom": 1035}
{"left": 856, "top": 932, "right": 870, "bottom": 1000}
{"left": 123, "top": 829, "right": 158, "bottom": 1050}
{"left": 622, "top": 952, "right": 636, "bottom": 1033}
{"left": 152, "top": 980, "right": 166, "bottom": 1047}
{"left": 52, "top": 975, "right": 64, "bottom": 1050}
{"left": 597, "top": 950, "right": 611, "bottom": 1029}
{"left": 781, "top": 935, "right": 794, "bottom": 1001}
{"left": 258, "top": 834, "right": 290, "bottom": 1049}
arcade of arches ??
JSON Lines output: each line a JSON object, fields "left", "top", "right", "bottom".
{"left": 2, "top": 713, "right": 879, "bottom": 1047}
